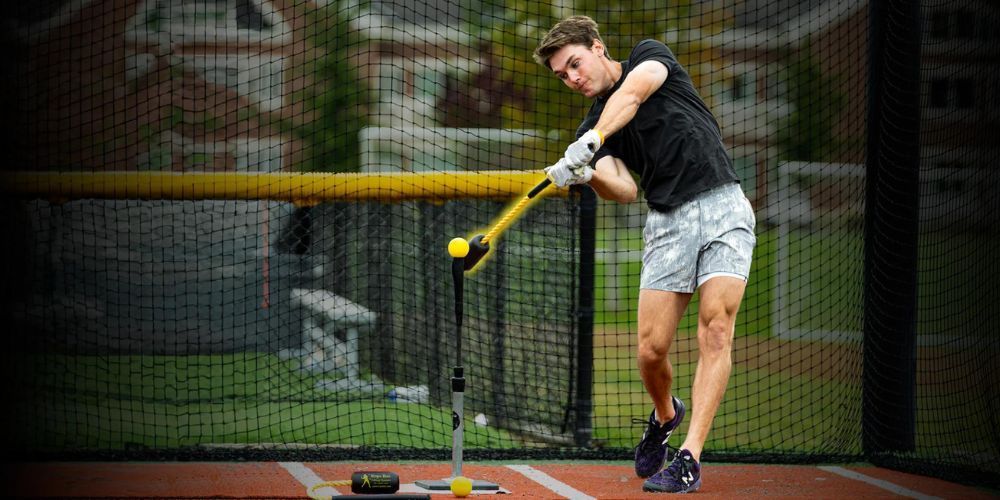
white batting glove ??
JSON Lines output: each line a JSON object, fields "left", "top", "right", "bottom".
{"left": 563, "top": 129, "right": 604, "bottom": 169}
{"left": 545, "top": 158, "right": 593, "bottom": 188}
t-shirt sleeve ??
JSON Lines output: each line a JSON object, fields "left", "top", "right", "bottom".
{"left": 630, "top": 39, "right": 677, "bottom": 76}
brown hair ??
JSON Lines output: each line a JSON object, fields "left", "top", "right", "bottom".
{"left": 533, "top": 15, "right": 609, "bottom": 68}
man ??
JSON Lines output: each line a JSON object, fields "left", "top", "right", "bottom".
{"left": 534, "top": 16, "right": 756, "bottom": 493}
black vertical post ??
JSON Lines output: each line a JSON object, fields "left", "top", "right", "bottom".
{"left": 490, "top": 237, "right": 508, "bottom": 427}
{"left": 574, "top": 187, "right": 597, "bottom": 447}
{"left": 864, "top": 0, "right": 921, "bottom": 455}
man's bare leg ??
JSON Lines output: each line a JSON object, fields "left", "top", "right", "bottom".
{"left": 637, "top": 289, "right": 692, "bottom": 424}
{"left": 680, "top": 276, "right": 747, "bottom": 461}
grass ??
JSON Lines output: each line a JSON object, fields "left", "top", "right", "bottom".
{"left": 24, "top": 399, "right": 505, "bottom": 449}
{"left": 14, "top": 350, "right": 861, "bottom": 455}
{"left": 4, "top": 226, "right": 867, "bottom": 454}
{"left": 587, "top": 222, "right": 998, "bottom": 457}
{"left": 11, "top": 353, "right": 518, "bottom": 451}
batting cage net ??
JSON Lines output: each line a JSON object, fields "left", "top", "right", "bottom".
{"left": 3, "top": 0, "right": 998, "bottom": 488}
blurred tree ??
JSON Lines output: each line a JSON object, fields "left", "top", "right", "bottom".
{"left": 296, "top": 3, "right": 369, "bottom": 172}
{"left": 435, "top": 1, "right": 724, "bottom": 164}
{"left": 482, "top": 1, "right": 702, "bottom": 134}
{"left": 576, "top": 0, "right": 677, "bottom": 60}
{"left": 776, "top": 41, "right": 846, "bottom": 161}
{"left": 438, "top": 41, "right": 530, "bottom": 128}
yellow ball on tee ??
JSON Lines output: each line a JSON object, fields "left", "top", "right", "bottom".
{"left": 450, "top": 476, "right": 473, "bottom": 497}
{"left": 448, "top": 237, "right": 470, "bottom": 258}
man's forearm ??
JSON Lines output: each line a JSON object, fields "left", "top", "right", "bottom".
{"left": 593, "top": 91, "right": 642, "bottom": 139}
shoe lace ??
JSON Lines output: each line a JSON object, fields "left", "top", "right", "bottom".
{"left": 666, "top": 452, "right": 692, "bottom": 482}
{"left": 631, "top": 417, "right": 678, "bottom": 455}
{"left": 631, "top": 417, "right": 655, "bottom": 452}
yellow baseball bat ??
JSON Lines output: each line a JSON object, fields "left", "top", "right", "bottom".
{"left": 462, "top": 177, "right": 552, "bottom": 271}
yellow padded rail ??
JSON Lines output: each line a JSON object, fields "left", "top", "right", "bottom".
{"left": 0, "top": 170, "right": 563, "bottom": 204}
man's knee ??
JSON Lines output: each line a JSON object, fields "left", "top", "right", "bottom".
{"left": 637, "top": 329, "right": 670, "bottom": 367}
{"left": 698, "top": 317, "right": 733, "bottom": 355}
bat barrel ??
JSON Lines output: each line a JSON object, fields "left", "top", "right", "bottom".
{"left": 462, "top": 234, "right": 490, "bottom": 271}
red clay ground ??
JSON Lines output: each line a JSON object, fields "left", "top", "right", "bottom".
{"left": 8, "top": 461, "right": 997, "bottom": 498}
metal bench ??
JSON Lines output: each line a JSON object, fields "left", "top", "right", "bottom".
{"left": 288, "top": 287, "right": 376, "bottom": 380}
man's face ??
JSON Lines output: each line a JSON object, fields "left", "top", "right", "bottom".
{"left": 548, "top": 41, "right": 610, "bottom": 99}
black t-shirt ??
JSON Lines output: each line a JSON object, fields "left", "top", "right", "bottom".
{"left": 578, "top": 39, "right": 738, "bottom": 210}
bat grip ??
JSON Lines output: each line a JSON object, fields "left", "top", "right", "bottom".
{"left": 526, "top": 178, "right": 552, "bottom": 199}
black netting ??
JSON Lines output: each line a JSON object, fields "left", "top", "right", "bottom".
{"left": 2, "top": 0, "right": 998, "bottom": 488}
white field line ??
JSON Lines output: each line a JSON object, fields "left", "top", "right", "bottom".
{"left": 506, "top": 464, "right": 596, "bottom": 500}
{"left": 818, "top": 466, "right": 942, "bottom": 500}
{"left": 278, "top": 462, "right": 342, "bottom": 497}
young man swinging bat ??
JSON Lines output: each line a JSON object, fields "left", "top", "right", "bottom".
{"left": 534, "top": 16, "right": 756, "bottom": 494}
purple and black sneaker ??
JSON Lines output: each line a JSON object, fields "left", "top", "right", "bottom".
{"left": 633, "top": 396, "right": 686, "bottom": 478}
{"left": 642, "top": 448, "right": 701, "bottom": 493}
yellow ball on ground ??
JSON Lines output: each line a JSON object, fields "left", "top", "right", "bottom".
{"left": 450, "top": 476, "right": 473, "bottom": 497}
{"left": 448, "top": 237, "right": 470, "bottom": 258}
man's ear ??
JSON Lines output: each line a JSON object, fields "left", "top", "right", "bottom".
{"left": 592, "top": 39, "right": 608, "bottom": 59}
{"left": 592, "top": 39, "right": 604, "bottom": 57}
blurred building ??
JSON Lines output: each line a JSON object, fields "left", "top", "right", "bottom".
{"left": 9, "top": 0, "right": 303, "bottom": 173}
{"left": 347, "top": 0, "right": 535, "bottom": 171}
{"left": 707, "top": 0, "right": 997, "bottom": 216}
{"left": 123, "top": 0, "right": 298, "bottom": 172}
{"left": 6, "top": 1, "right": 326, "bottom": 354}
{"left": 9, "top": 1, "right": 995, "bottom": 196}
{"left": 702, "top": 0, "right": 866, "bottom": 206}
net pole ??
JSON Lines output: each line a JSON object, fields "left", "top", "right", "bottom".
{"left": 863, "top": 0, "right": 921, "bottom": 455}
{"left": 573, "top": 187, "right": 597, "bottom": 447}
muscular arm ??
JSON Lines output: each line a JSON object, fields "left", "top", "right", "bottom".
{"left": 583, "top": 60, "right": 665, "bottom": 203}
{"left": 588, "top": 155, "right": 638, "bottom": 203}
{"left": 593, "top": 60, "right": 668, "bottom": 139}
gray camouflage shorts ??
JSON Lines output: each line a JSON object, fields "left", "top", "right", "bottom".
{"left": 641, "top": 182, "right": 756, "bottom": 293}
